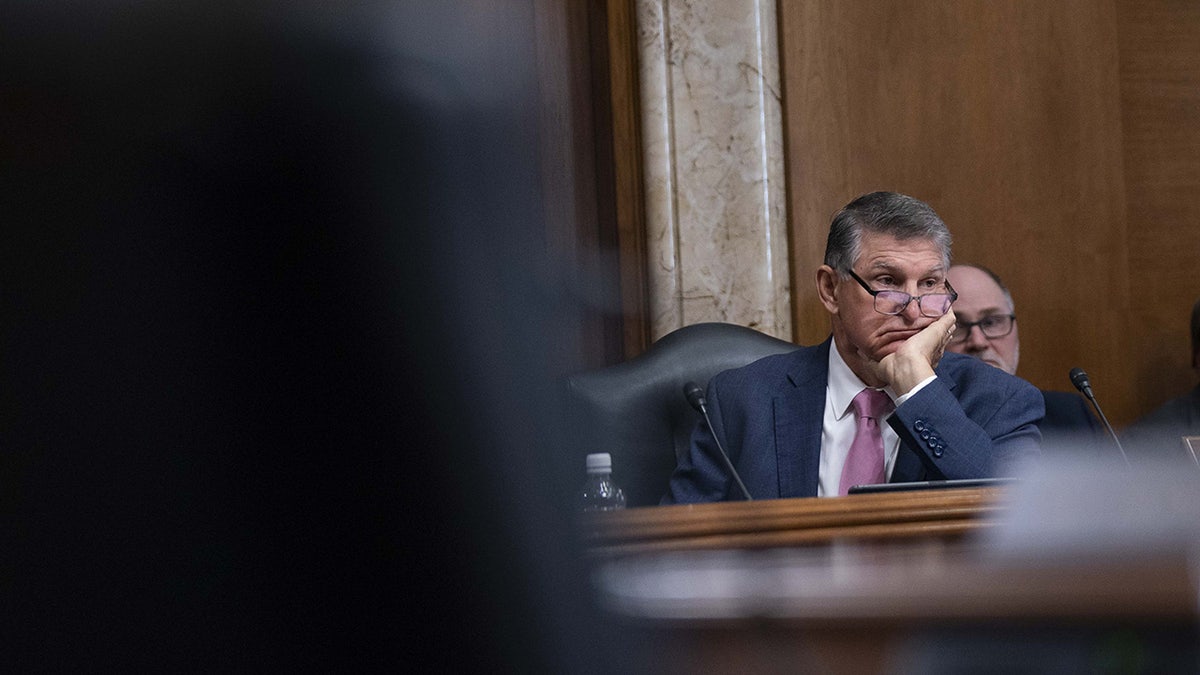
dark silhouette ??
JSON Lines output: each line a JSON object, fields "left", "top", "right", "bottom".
{"left": 1, "top": 3, "right": 627, "bottom": 670}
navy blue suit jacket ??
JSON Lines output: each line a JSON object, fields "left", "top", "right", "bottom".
{"left": 663, "top": 338, "right": 1044, "bottom": 503}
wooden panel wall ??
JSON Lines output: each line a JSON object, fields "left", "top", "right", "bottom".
{"left": 1117, "top": 0, "right": 1200, "bottom": 423}
{"left": 778, "top": 0, "right": 1200, "bottom": 427}
{"left": 533, "top": 0, "right": 646, "bottom": 369}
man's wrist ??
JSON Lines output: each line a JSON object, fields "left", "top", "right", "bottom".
{"left": 893, "top": 374, "right": 937, "bottom": 406}
{"left": 889, "top": 360, "right": 936, "bottom": 398}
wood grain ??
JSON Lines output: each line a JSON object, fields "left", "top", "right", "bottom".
{"left": 582, "top": 486, "right": 1004, "bottom": 555}
{"left": 1117, "top": 0, "right": 1200, "bottom": 420}
{"left": 776, "top": 1, "right": 1172, "bottom": 425}
{"left": 603, "top": 0, "right": 653, "bottom": 358}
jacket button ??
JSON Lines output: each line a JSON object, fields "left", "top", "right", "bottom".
{"left": 914, "top": 420, "right": 927, "bottom": 432}
{"left": 932, "top": 446, "right": 944, "bottom": 458}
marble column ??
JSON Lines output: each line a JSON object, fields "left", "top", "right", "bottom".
{"left": 636, "top": 0, "right": 791, "bottom": 341}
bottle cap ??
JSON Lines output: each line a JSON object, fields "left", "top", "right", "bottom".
{"left": 585, "top": 452, "right": 612, "bottom": 474}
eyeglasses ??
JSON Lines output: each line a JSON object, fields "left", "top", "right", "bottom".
{"left": 846, "top": 269, "right": 958, "bottom": 318}
{"left": 949, "top": 314, "right": 1016, "bottom": 343}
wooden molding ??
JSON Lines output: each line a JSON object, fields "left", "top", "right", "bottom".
{"left": 582, "top": 486, "right": 1006, "bottom": 555}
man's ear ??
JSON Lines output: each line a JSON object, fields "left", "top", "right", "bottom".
{"left": 816, "top": 265, "right": 840, "bottom": 314}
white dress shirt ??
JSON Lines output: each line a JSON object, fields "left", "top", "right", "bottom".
{"left": 816, "top": 339, "right": 935, "bottom": 497}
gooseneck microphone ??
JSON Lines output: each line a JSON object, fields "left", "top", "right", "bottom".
{"left": 683, "top": 381, "right": 753, "bottom": 500}
{"left": 1069, "top": 367, "right": 1130, "bottom": 467}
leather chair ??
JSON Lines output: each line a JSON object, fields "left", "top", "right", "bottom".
{"left": 566, "top": 322, "right": 799, "bottom": 507}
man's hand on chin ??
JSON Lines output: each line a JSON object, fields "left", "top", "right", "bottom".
{"left": 859, "top": 311, "right": 957, "bottom": 396}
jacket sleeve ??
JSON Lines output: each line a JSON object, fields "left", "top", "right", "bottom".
{"left": 887, "top": 373, "right": 1043, "bottom": 480}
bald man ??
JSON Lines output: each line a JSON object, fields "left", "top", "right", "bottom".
{"left": 945, "top": 264, "right": 1103, "bottom": 451}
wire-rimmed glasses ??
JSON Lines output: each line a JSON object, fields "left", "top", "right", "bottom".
{"left": 846, "top": 269, "right": 958, "bottom": 318}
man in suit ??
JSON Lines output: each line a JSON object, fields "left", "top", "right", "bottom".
{"left": 943, "top": 264, "right": 1104, "bottom": 451}
{"left": 663, "top": 192, "right": 1043, "bottom": 503}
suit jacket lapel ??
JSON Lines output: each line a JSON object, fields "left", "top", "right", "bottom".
{"left": 774, "top": 339, "right": 830, "bottom": 498}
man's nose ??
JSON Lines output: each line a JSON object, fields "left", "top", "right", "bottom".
{"left": 901, "top": 297, "right": 925, "bottom": 321}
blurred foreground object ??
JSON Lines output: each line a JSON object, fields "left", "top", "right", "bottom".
{"left": 583, "top": 454, "right": 1200, "bottom": 673}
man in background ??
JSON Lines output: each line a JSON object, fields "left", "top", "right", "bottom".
{"left": 944, "top": 264, "right": 1103, "bottom": 451}
{"left": 1121, "top": 299, "right": 1200, "bottom": 463}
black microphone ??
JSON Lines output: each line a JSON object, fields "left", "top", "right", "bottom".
{"left": 683, "top": 381, "right": 753, "bottom": 500}
{"left": 1069, "top": 367, "right": 1130, "bottom": 467}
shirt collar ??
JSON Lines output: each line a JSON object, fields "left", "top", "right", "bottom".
{"left": 828, "top": 337, "right": 895, "bottom": 419}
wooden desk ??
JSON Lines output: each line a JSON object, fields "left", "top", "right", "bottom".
{"left": 582, "top": 488, "right": 1200, "bottom": 673}
{"left": 582, "top": 486, "right": 1006, "bottom": 556}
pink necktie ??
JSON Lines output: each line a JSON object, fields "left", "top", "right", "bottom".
{"left": 839, "top": 388, "right": 893, "bottom": 495}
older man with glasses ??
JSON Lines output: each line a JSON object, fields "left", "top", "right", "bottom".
{"left": 664, "top": 192, "right": 1044, "bottom": 503}
{"left": 944, "top": 264, "right": 1103, "bottom": 452}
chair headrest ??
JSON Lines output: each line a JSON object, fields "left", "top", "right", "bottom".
{"left": 565, "top": 322, "right": 798, "bottom": 506}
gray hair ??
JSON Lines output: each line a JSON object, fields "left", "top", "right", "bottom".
{"left": 824, "top": 191, "right": 952, "bottom": 276}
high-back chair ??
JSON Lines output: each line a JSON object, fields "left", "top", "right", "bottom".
{"left": 565, "top": 322, "right": 799, "bottom": 506}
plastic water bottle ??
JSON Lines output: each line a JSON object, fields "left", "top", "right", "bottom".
{"left": 580, "top": 453, "right": 626, "bottom": 511}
